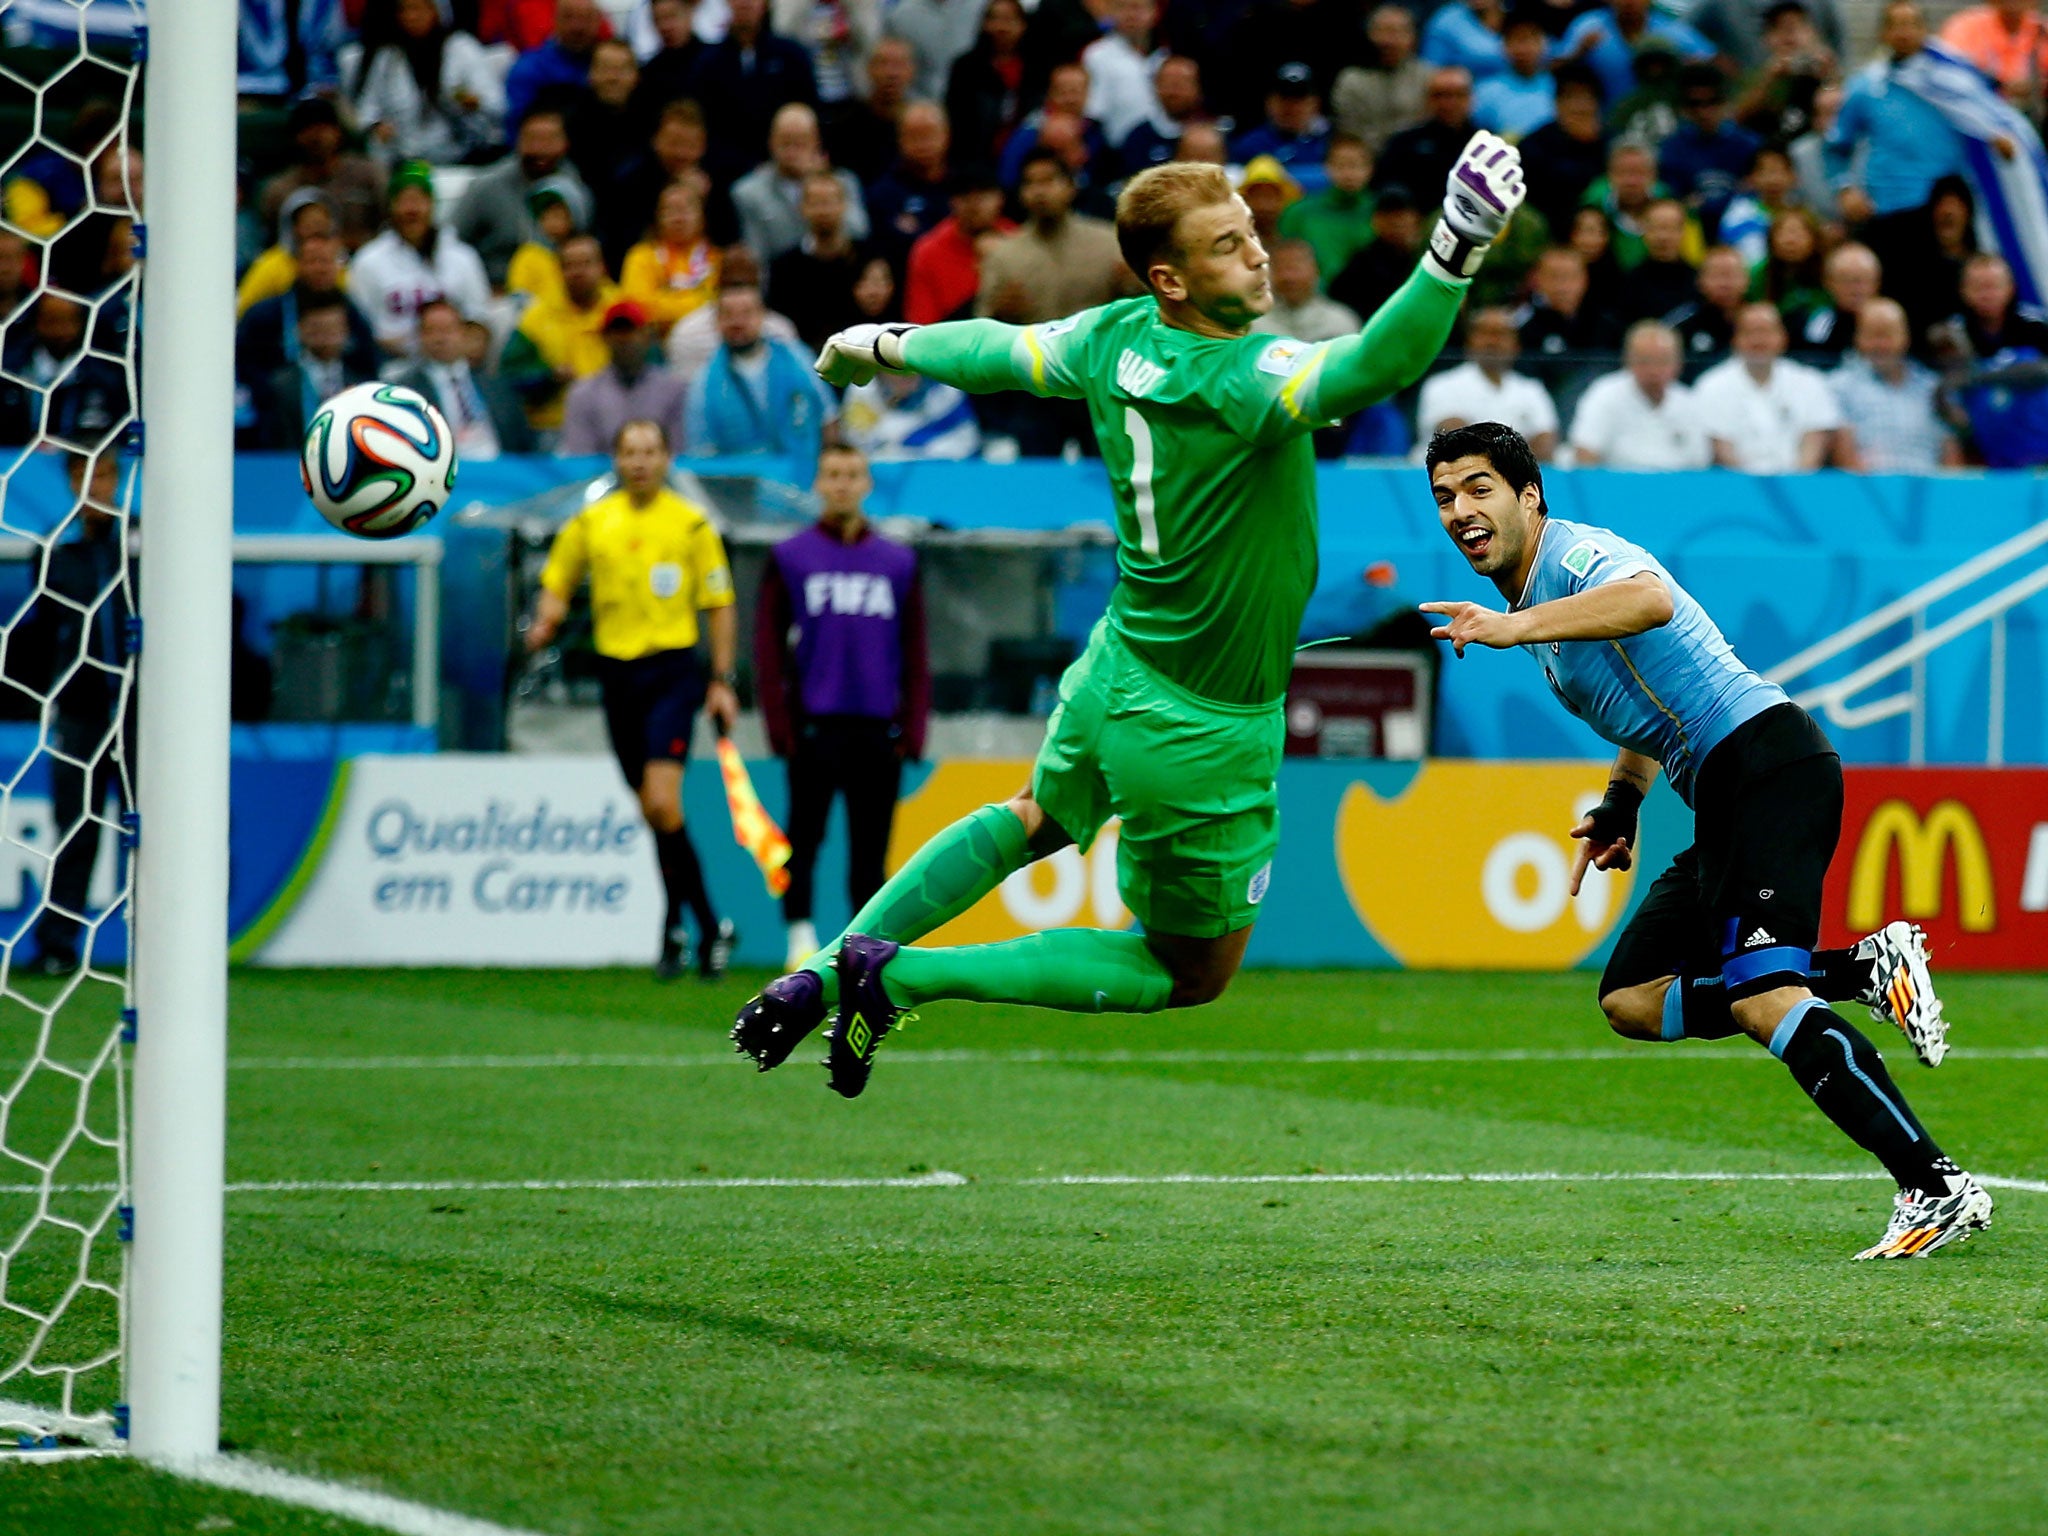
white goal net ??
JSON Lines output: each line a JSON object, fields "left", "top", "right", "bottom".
{"left": 0, "top": 0, "right": 145, "bottom": 1451}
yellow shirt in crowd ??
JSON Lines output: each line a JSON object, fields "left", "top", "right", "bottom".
{"left": 539, "top": 486, "right": 735, "bottom": 660}
{"left": 619, "top": 237, "right": 720, "bottom": 333}
{"left": 507, "top": 241, "right": 566, "bottom": 309}
{"left": 511, "top": 279, "right": 621, "bottom": 429}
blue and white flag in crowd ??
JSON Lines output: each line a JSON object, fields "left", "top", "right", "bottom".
{"left": 1892, "top": 38, "right": 2048, "bottom": 309}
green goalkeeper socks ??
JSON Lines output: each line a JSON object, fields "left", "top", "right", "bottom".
{"left": 803, "top": 803, "right": 1033, "bottom": 1000}
{"left": 880, "top": 929, "right": 1175, "bottom": 1013}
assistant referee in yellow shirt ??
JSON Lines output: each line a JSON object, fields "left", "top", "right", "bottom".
{"left": 527, "top": 418, "right": 741, "bottom": 980}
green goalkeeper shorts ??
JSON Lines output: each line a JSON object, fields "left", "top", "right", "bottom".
{"left": 1031, "top": 621, "right": 1283, "bottom": 939}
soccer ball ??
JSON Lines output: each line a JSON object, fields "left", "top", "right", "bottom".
{"left": 300, "top": 382, "right": 457, "bottom": 539}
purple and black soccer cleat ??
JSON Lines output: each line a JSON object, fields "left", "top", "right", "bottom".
{"left": 731, "top": 967, "right": 828, "bottom": 1072}
{"left": 824, "top": 934, "right": 904, "bottom": 1099}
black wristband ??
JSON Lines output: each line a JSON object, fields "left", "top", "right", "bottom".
{"left": 1584, "top": 780, "right": 1644, "bottom": 844}
{"left": 1424, "top": 220, "right": 1487, "bottom": 280}
{"left": 716, "top": 671, "right": 739, "bottom": 690}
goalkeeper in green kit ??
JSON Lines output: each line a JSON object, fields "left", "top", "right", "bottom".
{"left": 734, "top": 135, "right": 1527, "bottom": 1098}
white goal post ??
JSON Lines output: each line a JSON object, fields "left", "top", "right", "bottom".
{"left": 129, "top": 0, "right": 236, "bottom": 1462}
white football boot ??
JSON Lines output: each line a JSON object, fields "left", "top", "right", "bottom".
{"left": 1854, "top": 1173, "right": 1994, "bottom": 1260}
{"left": 1855, "top": 921, "right": 1949, "bottom": 1067}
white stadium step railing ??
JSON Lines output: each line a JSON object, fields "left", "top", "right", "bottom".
{"left": 0, "top": 536, "right": 443, "bottom": 731}
{"left": 1767, "top": 517, "right": 2048, "bottom": 767}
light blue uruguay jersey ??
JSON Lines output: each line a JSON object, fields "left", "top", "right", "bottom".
{"left": 1515, "top": 518, "right": 1787, "bottom": 807}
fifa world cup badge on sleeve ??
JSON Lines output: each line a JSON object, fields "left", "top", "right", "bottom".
{"left": 1561, "top": 540, "right": 1605, "bottom": 578}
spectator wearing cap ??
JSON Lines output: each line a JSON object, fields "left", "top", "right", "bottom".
{"left": 1278, "top": 132, "right": 1377, "bottom": 289}
{"left": 1083, "top": 0, "right": 1169, "bottom": 148}
{"left": 390, "top": 299, "right": 536, "bottom": 460}
{"left": 1694, "top": 302, "right": 1844, "bottom": 470}
{"left": 1329, "top": 183, "right": 1424, "bottom": 321}
{"left": 1832, "top": 297, "right": 1960, "bottom": 470}
{"left": 769, "top": 173, "right": 872, "bottom": 350}
{"left": 1657, "top": 64, "right": 1761, "bottom": 233}
{"left": 1251, "top": 240, "right": 1361, "bottom": 342}
{"left": 977, "top": 149, "right": 1125, "bottom": 325}
{"left": 1472, "top": 15, "right": 1557, "bottom": 136}
{"left": 1557, "top": 0, "right": 1713, "bottom": 107}
{"left": 904, "top": 167, "right": 1014, "bottom": 325}
{"left": 454, "top": 108, "right": 591, "bottom": 291}
{"left": 688, "top": 0, "right": 820, "bottom": 180}
{"left": 1373, "top": 68, "right": 1476, "bottom": 206}
{"left": 686, "top": 285, "right": 835, "bottom": 472}
{"left": 237, "top": 189, "right": 341, "bottom": 317}
{"left": 734, "top": 104, "right": 872, "bottom": 265}
{"left": 664, "top": 246, "right": 804, "bottom": 387}
{"left": 1331, "top": 6, "right": 1431, "bottom": 154}
{"left": 1518, "top": 64, "right": 1608, "bottom": 233}
{"left": 1416, "top": 308, "right": 1561, "bottom": 459}
{"left": 351, "top": 0, "right": 505, "bottom": 167}
{"left": 504, "top": 0, "right": 607, "bottom": 132}
{"left": 1569, "top": 320, "right": 1714, "bottom": 467}
{"left": 1118, "top": 56, "right": 1217, "bottom": 174}
{"left": 832, "top": 37, "right": 920, "bottom": 187}
{"left": 1237, "top": 156, "right": 1303, "bottom": 248}
{"left": 350, "top": 163, "right": 492, "bottom": 358}
{"left": 1231, "top": 64, "right": 1334, "bottom": 191}
{"left": 506, "top": 177, "right": 595, "bottom": 309}
{"left": 1788, "top": 241, "right": 1879, "bottom": 358}
{"left": 259, "top": 95, "right": 384, "bottom": 252}
{"left": 621, "top": 182, "right": 723, "bottom": 335}
{"left": 567, "top": 38, "right": 653, "bottom": 195}
{"left": 867, "top": 102, "right": 956, "bottom": 257}
{"left": 558, "top": 298, "right": 690, "bottom": 456}
{"left": 502, "top": 232, "right": 623, "bottom": 433}
{"left": 1422, "top": 0, "right": 1509, "bottom": 80}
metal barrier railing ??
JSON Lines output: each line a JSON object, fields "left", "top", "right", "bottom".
{"left": 1765, "top": 518, "right": 2048, "bottom": 765}
{"left": 0, "top": 533, "right": 442, "bottom": 729}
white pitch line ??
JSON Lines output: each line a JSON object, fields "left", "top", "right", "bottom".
{"left": 217, "top": 1046, "right": 2048, "bottom": 1070}
{"left": 152, "top": 1454, "right": 552, "bottom": 1536}
{"left": 4, "top": 1169, "right": 2044, "bottom": 1195}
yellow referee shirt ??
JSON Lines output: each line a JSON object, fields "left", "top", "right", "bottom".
{"left": 538, "top": 487, "right": 735, "bottom": 660}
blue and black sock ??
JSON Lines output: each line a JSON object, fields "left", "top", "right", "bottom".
{"left": 1771, "top": 999, "right": 1949, "bottom": 1190}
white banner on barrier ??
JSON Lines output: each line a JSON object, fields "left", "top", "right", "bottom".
{"left": 256, "top": 755, "right": 664, "bottom": 966}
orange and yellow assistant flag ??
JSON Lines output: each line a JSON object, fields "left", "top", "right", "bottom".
{"left": 715, "top": 735, "right": 792, "bottom": 896}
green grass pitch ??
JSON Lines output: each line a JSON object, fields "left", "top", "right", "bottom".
{"left": 3, "top": 967, "right": 2045, "bottom": 1535}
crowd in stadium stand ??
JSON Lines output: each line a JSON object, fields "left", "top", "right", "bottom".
{"left": 5, "top": 0, "right": 2048, "bottom": 468}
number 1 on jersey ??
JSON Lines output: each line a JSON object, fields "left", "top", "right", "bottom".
{"left": 1123, "top": 405, "right": 1160, "bottom": 557}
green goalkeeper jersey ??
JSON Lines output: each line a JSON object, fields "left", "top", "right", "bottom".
{"left": 1025, "top": 297, "right": 1327, "bottom": 705}
{"left": 895, "top": 266, "right": 1469, "bottom": 707}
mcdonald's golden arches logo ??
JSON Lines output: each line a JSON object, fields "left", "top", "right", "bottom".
{"left": 1848, "top": 799, "right": 1995, "bottom": 933}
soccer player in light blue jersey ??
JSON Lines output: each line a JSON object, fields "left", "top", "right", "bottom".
{"left": 1417, "top": 422, "right": 1991, "bottom": 1260}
